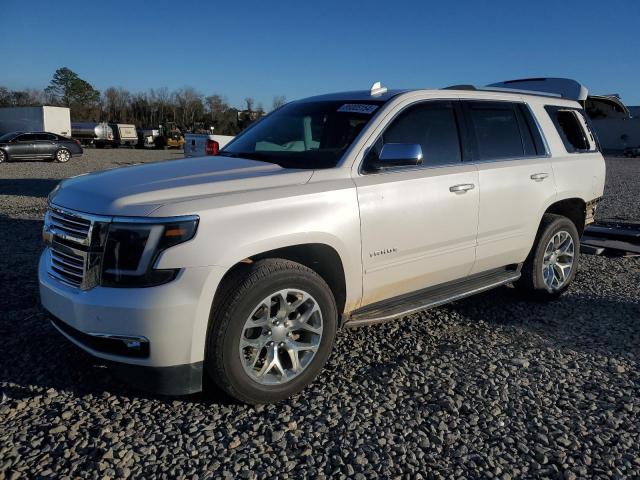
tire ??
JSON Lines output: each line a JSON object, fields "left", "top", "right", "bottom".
{"left": 515, "top": 214, "right": 580, "bottom": 300}
{"left": 206, "top": 259, "right": 338, "bottom": 404}
{"left": 0, "top": 149, "right": 6, "bottom": 163}
{"left": 54, "top": 149, "right": 71, "bottom": 163}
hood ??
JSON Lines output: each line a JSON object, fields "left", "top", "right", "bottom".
{"left": 50, "top": 156, "right": 313, "bottom": 216}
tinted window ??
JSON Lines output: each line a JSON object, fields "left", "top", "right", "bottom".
{"left": 545, "top": 106, "right": 596, "bottom": 153}
{"left": 367, "top": 101, "right": 461, "bottom": 168}
{"left": 0, "top": 132, "right": 18, "bottom": 142}
{"left": 518, "top": 104, "right": 547, "bottom": 155}
{"left": 467, "top": 103, "right": 525, "bottom": 160}
{"left": 33, "top": 133, "right": 52, "bottom": 141}
{"left": 16, "top": 134, "right": 37, "bottom": 142}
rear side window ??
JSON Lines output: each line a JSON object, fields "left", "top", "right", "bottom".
{"left": 16, "top": 134, "right": 37, "bottom": 142}
{"left": 367, "top": 100, "right": 462, "bottom": 168}
{"left": 465, "top": 101, "right": 542, "bottom": 160}
{"left": 545, "top": 106, "right": 597, "bottom": 153}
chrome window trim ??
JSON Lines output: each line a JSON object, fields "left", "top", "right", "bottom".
{"left": 356, "top": 160, "right": 471, "bottom": 177}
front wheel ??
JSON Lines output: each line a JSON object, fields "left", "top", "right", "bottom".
{"left": 54, "top": 149, "right": 71, "bottom": 163}
{"left": 515, "top": 214, "right": 580, "bottom": 300}
{"left": 206, "top": 259, "right": 338, "bottom": 404}
{"left": 0, "top": 149, "right": 6, "bottom": 163}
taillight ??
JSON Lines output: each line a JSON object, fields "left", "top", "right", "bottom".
{"left": 74, "top": 139, "right": 81, "bottom": 146}
{"left": 205, "top": 139, "right": 219, "bottom": 156}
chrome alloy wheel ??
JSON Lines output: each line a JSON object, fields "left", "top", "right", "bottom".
{"left": 239, "top": 289, "right": 323, "bottom": 385}
{"left": 0, "top": 150, "right": 5, "bottom": 163}
{"left": 56, "top": 149, "right": 70, "bottom": 162}
{"left": 542, "top": 230, "right": 575, "bottom": 290}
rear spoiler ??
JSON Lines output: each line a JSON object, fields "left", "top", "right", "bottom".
{"left": 485, "top": 78, "right": 589, "bottom": 101}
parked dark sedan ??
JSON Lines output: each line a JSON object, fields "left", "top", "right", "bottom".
{"left": 0, "top": 131, "right": 83, "bottom": 163}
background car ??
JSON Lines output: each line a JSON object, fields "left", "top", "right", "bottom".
{"left": 0, "top": 131, "right": 83, "bottom": 163}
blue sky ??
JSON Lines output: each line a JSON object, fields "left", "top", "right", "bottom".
{"left": 3, "top": 0, "right": 640, "bottom": 108}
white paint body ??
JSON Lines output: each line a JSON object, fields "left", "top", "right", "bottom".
{"left": 39, "top": 89, "right": 606, "bottom": 370}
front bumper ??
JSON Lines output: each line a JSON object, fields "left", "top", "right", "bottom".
{"left": 39, "top": 250, "right": 225, "bottom": 395}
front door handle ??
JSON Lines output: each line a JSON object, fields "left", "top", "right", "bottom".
{"left": 530, "top": 173, "right": 549, "bottom": 182}
{"left": 449, "top": 183, "right": 475, "bottom": 194}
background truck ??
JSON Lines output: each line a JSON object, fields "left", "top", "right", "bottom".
{"left": 112, "top": 123, "right": 138, "bottom": 147}
{"left": 183, "top": 133, "right": 234, "bottom": 157}
{"left": 0, "top": 106, "right": 71, "bottom": 137}
{"left": 138, "top": 123, "right": 185, "bottom": 150}
{"left": 71, "top": 122, "right": 114, "bottom": 146}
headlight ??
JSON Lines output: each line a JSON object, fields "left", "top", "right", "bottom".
{"left": 100, "top": 217, "right": 198, "bottom": 287}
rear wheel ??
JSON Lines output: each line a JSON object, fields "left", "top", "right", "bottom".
{"left": 0, "top": 149, "right": 6, "bottom": 163}
{"left": 54, "top": 149, "right": 71, "bottom": 163}
{"left": 206, "top": 259, "right": 338, "bottom": 404}
{"left": 516, "top": 214, "right": 580, "bottom": 300}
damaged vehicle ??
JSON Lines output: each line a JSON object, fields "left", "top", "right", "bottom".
{"left": 40, "top": 80, "right": 605, "bottom": 403}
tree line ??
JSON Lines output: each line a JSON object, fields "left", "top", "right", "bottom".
{"left": 0, "top": 67, "right": 287, "bottom": 136}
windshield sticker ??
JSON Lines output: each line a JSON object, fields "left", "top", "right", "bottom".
{"left": 337, "top": 104, "right": 379, "bottom": 114}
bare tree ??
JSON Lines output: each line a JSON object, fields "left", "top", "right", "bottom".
{"left": 103, "top": 87, "right": 131, "bottom": 122}
{"left": 175, "top": 87, "right": 204, "bottom": 128}
{"left": 244, "top": 97, "right": 255, "bottom": 112}
{"left": 272, "top": 95, "right": 286, "bottom": 110}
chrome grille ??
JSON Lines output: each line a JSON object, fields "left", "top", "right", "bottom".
{"left": 48, "top": 207, "right": 92, "bottom": 244}
{"left": 49, "top": 244, "right": 85, "bottom": 287}
{"left": 44, "top": 205, "right": 110, "bottom": 289}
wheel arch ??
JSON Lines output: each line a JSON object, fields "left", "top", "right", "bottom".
{"left": 543, "top": 197, "right": 587, "bottom": 236}
{"left": 215, "top": 243, "right": 348, "bottom": 317}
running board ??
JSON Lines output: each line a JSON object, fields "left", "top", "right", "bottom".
{"left": 345, "top": 267, "right": 521, "bottom": 328}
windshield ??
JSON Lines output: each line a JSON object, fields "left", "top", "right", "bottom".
{"left": 0, "top": 132, "right": 17, "bottom": 142}
{"left": 221, "top": 100, "right": 384, "bottom": 169}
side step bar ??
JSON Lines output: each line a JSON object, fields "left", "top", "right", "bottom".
{"left": 344, "top": 267, "right": 521, "bottom": 328}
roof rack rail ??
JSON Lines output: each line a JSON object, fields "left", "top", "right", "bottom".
{"left": 442, "top": 84, "right": 477, "bottom": 91}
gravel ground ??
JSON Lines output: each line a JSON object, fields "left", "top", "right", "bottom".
{"left": 1, "top": 150, "right": 639, "bottom": 479}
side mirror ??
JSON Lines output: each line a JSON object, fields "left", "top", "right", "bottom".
{"left": 367, "top": 143, "right": 423, "bottom": 171}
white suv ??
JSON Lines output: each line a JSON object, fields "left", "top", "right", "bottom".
{"left": 39, "top": 80, "right": 605, "bottom": 403}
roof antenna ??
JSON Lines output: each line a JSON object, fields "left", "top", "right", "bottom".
{"left": 370, "top": 81, "right": 388, "bottom": 96}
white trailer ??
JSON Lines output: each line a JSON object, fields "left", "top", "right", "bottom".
{"left": 0, "top": 106, "right": 72, "bottom": 137}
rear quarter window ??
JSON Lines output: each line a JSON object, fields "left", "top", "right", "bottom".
{"left": 545, "top": 105, "right": 598, "bottom": 153}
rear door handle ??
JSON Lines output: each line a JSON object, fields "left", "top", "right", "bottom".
{"left": 449, "top": 183, "right": 475, "bottom": 193}
{"left": 530, "top": 173, "right": 549, "bottom": 182}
